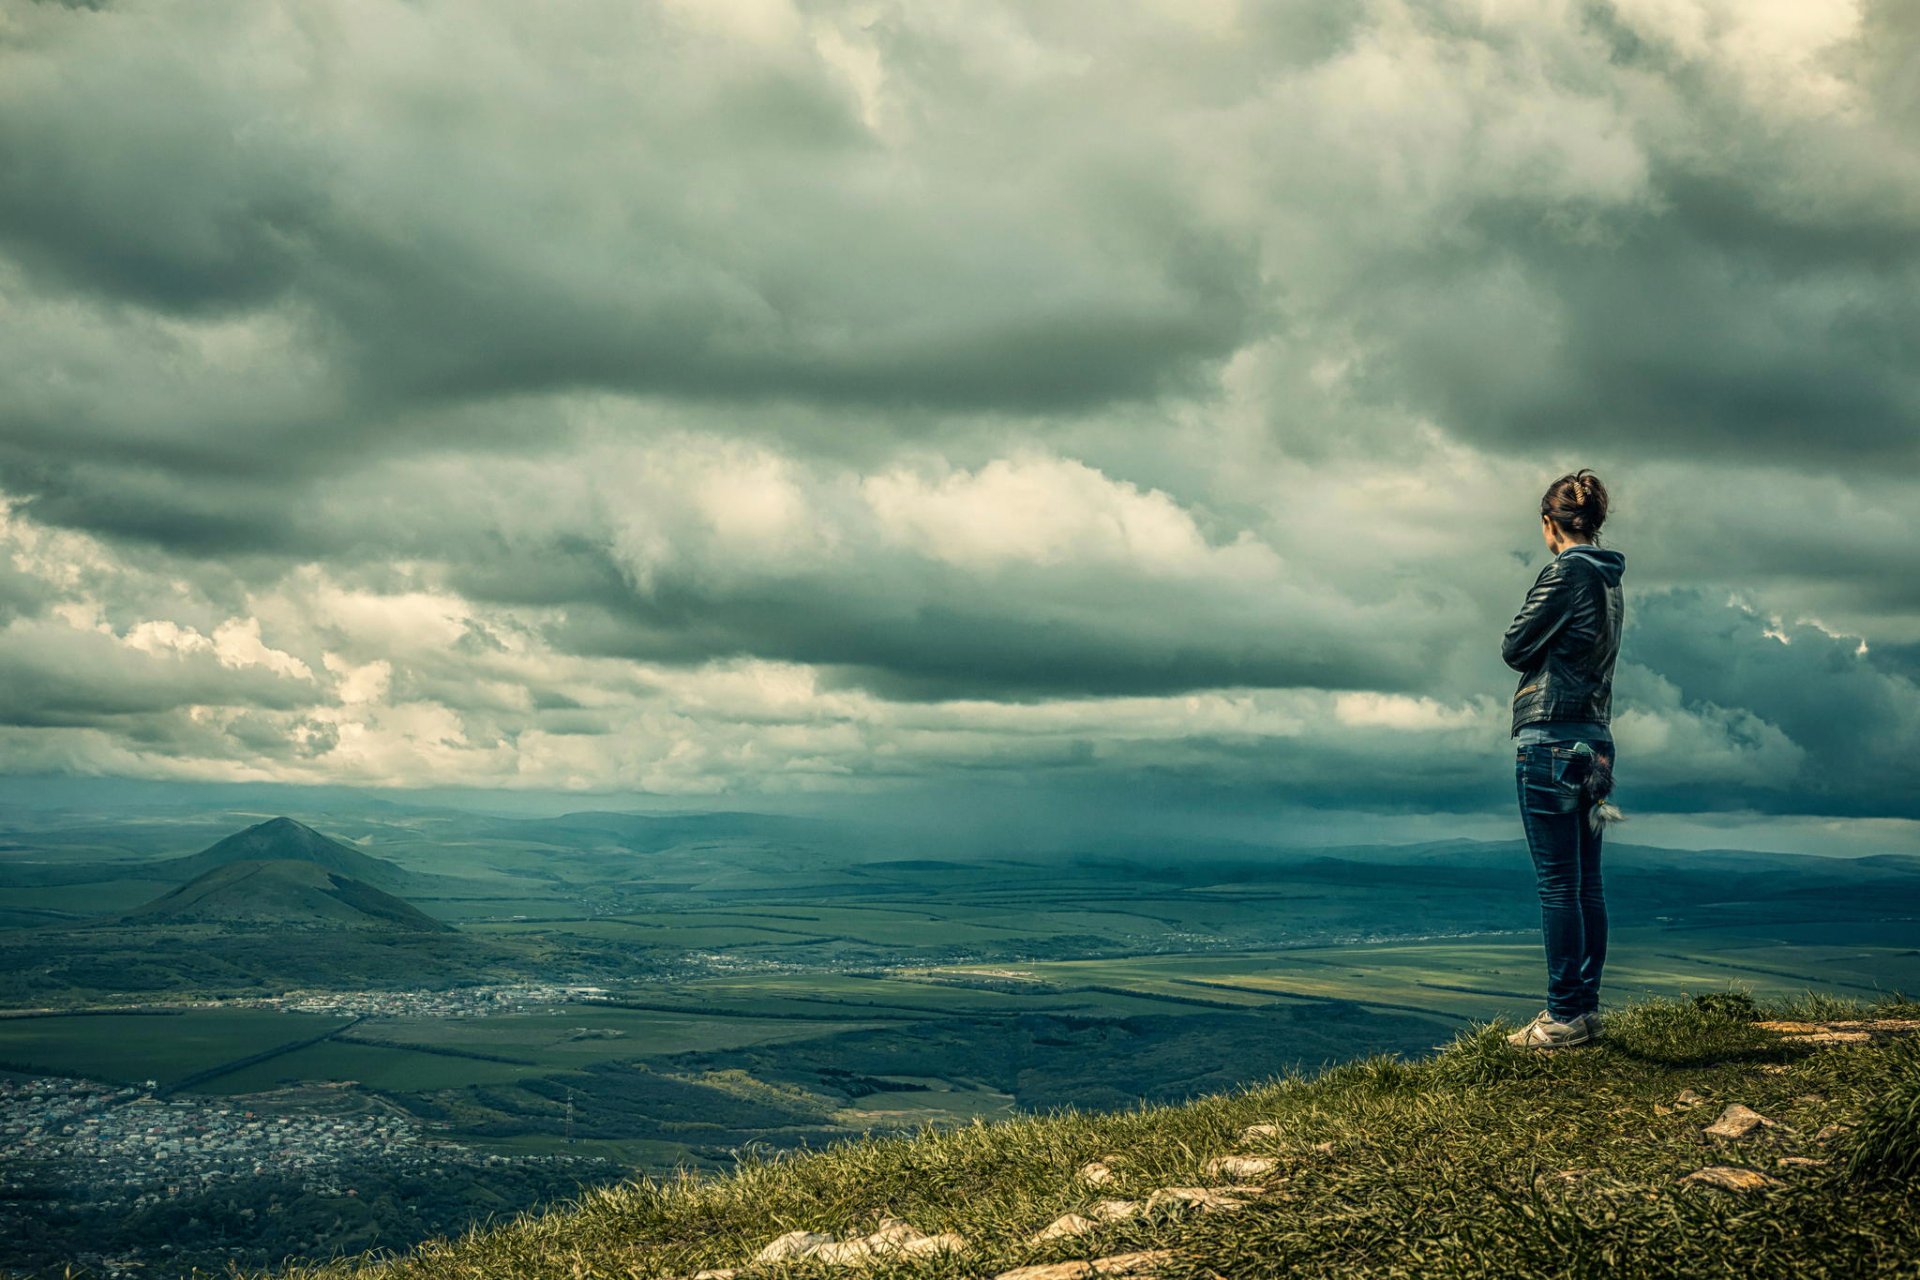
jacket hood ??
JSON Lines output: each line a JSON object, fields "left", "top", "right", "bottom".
{"left": 1559, "top": 544, "right": 1625, "bottom": 586}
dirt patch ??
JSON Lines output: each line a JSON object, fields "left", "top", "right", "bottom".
{"left": 1755, "top": 1019, "right": 1920, "bottom": 1044}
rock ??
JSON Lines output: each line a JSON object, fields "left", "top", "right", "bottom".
{"left": 692, "top": 1271, "right": 738, "bottom": 1279}
{"left": 1312, "top": 1140, "right": 1337, "bottom": 1156}
{"left": 752, "top": 1220, "right": 963, "bottom": 1268}
{"left": 1776, "top": 1157, "right": 1828, "bottom": 1169}
{"left": 1793, "top": 1094, "right": 1828, "bottom": 1106}
{"left": 1027, "top": 1214, "right": 1100, "bottom": 1244}
{"left": 1238, "top": 1123, "right": 1281, "bottom": 1143}
{"left": 1679, "top": 1166, "right": 1784, "bottom": 1192}
{"left": 1202, "top": 1155, "right": 1277, "bottom": 1180}
{"left": 1078, "top": 1159, "right": 1121, "bottom": 1185}
{"left": 754, "top": 1230, "right": 835, "bottom": 1263}
{"left": 1086, "top": 1199, "right": 1143, "bottom": 1222}
{"left": 1814, "top": 1123, "right": 1853, "bottom": 1144}
{"left": 1705, "top": 1104, "right": 1773, "bottom": 1140}
{"left": 810, "top": 1219, "right": 964, "bottom": 1265}
{"left": 1144, "top": 1185, "right": 1263, "bottom": 1214}
{"left": 992, "top": 1249, "right": 1176, "bottom": 1280}
{"left": 1756, "top": 1018, "right": 1920, "bottom": 1044}
{"left": 1673, "top": 1088, "right": 1707, "bottom": 1110}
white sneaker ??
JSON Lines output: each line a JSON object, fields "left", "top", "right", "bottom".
{"left": 1506, "top": 1009, "right": 1594, "bottom": 1050}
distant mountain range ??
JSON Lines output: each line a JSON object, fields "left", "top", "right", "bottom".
{"left": 120, "top": 858, "right": 451, "bottom": 932}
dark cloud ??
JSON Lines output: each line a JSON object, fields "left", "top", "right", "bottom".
{"left": 0, "top": 1, "right": 1913, "bottom": 835}
{"left": 0, "top": 0, "right": 1261, "bottom": 485}
{"left": 1369, "top": 181, "right": 1920, "bottom": 465}
{"left": 1615, "top": 588, "right": 1920, "bottom": 816}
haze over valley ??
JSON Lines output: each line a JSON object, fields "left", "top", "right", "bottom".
{"left": 5, "top": 797, "right": 1915, "bottom": 1277}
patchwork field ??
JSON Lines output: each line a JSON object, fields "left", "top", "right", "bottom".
{"left": 7, "top": 920, "right": 1907, "bottom": 1167}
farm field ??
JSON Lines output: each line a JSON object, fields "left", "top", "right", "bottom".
{"left": 0, "top": 1008, "right": 351, "bottom": 1087}
{"left": 923, "top": 924, "right": 1920, "bottom": 1027}
{"left": 10, "top": 920, "right": 1903, "bottom": 1167}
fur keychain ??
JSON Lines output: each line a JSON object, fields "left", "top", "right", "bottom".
{"left": 1572, "top": 741, "right": 1625, "bottom": 835}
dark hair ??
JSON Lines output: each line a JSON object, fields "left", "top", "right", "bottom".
{"left": 1541, "top": 469, "right": 1608, "bottom": 542}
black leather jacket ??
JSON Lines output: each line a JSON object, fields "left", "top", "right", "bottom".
{"left": 1502, "top": 545, "right": 1626, "bottom": 735}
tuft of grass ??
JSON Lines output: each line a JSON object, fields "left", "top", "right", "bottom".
{"left": 1603, "top": 994, "right": 1780, "bottom": 1065}
{"left": 1844, "top": 1035, "right": 1920, "bottom": 1188}
{"left": 1311, "top": 1050, "right": 1419, "bottom": 1094}
{"left": 1759, "top": 989, "right": 1885, "bottom": 1022}
{"left": 1424, "top": 1018, "right": 1556, "bottom": 1088}
{"left": 1687, "top": 989, "right": 1760, "bottom": 1020}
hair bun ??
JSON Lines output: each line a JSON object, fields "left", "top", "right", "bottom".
{"left": 1542, "top": 470, "right": 1609, "bottom": 538}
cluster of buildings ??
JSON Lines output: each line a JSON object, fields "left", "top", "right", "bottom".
{"left": 0, "top": 1076, "right": 431, "bottom": 1201}
{"left": 2, "top": 1074, "right": 613, "bottom": 1280}
{"left": 242, "top": 982, "right": 612, "bottom": 1018}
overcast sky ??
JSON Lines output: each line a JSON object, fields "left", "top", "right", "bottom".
{"left": 1, "top": 0, "right": 1916, "bottom": 851}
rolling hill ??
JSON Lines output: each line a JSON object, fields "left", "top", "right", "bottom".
{"left": 119, "top": 858, "right": 452, "bottom": 931}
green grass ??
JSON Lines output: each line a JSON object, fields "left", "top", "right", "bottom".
{"left": 202, "top": 1015, "right": 895, "bottom": 1095}
{"left": 254, "top": 991, "right": 1920, "bottom": 1280}
{"left": 1845, "top": 1035, "right": 1920, "bottom": 1189}
{"left": 0, "top": 1008, "right": 350, "bottom": 1086}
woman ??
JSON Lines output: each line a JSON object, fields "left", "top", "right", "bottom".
{"left": 1501, "top": 469, "right": 1626, "bottom": 1050}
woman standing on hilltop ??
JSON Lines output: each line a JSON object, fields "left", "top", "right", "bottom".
{"left": 1501, "top": 470, "right": 1626, "bottom": 1050}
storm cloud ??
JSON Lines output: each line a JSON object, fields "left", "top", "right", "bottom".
{"left": 0, "top": 0, "right": 1916, "bottom": 839}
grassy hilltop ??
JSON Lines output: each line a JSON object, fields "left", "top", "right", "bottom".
{"left": 258, "top": 993, "right": 1920, "bottom": 1280}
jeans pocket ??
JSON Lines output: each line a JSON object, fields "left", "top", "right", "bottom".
{"left": 1551, "top": 747, "right": 1592, "bottom": 793}
{"left": 1521, "top": 745, "right": 1582, "bottom": 816}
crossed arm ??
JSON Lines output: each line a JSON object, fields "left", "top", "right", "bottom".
{"left": 1501, "top": 558, "right": 1572, "bottom": 672}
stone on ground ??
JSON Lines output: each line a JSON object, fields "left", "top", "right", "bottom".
{"left": 1078, "top": 1158, "right": 1122, "bottom": 1185}
{"left": 1238, "top": 1123, "right": 1281, "bottom": 1143}
{"left": 1202, "top": 1155, "right": 1277, "bottom": 1179}
{"left": 1673, "top": 1088, "right": 1707, "bottom": 1109}
{"left": 1679, "top": 1166, "right": 1784, "bottom": 1192}
{"left": 1027, "top": 1213, "right": 1101, "bottom": 1244}
{"left": 1086, "top": 1199, "right": 1143, "bottom": 1222}
{"left": 750, "top": 1218, "right": 963, "bottom": 1267}
{"left": 753, "top": 1231, "right": 835, "bottom": 1263}
{"left": 1756, "top": 1018, "right": 1920, "bottom": 1044}
{"left": 1705, "top": 1103, "right": 1773, "bottom": 1140}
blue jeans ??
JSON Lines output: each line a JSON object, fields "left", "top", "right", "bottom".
{"left": 1515, "top": 739, "right": 1611, "bottom": 1022}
